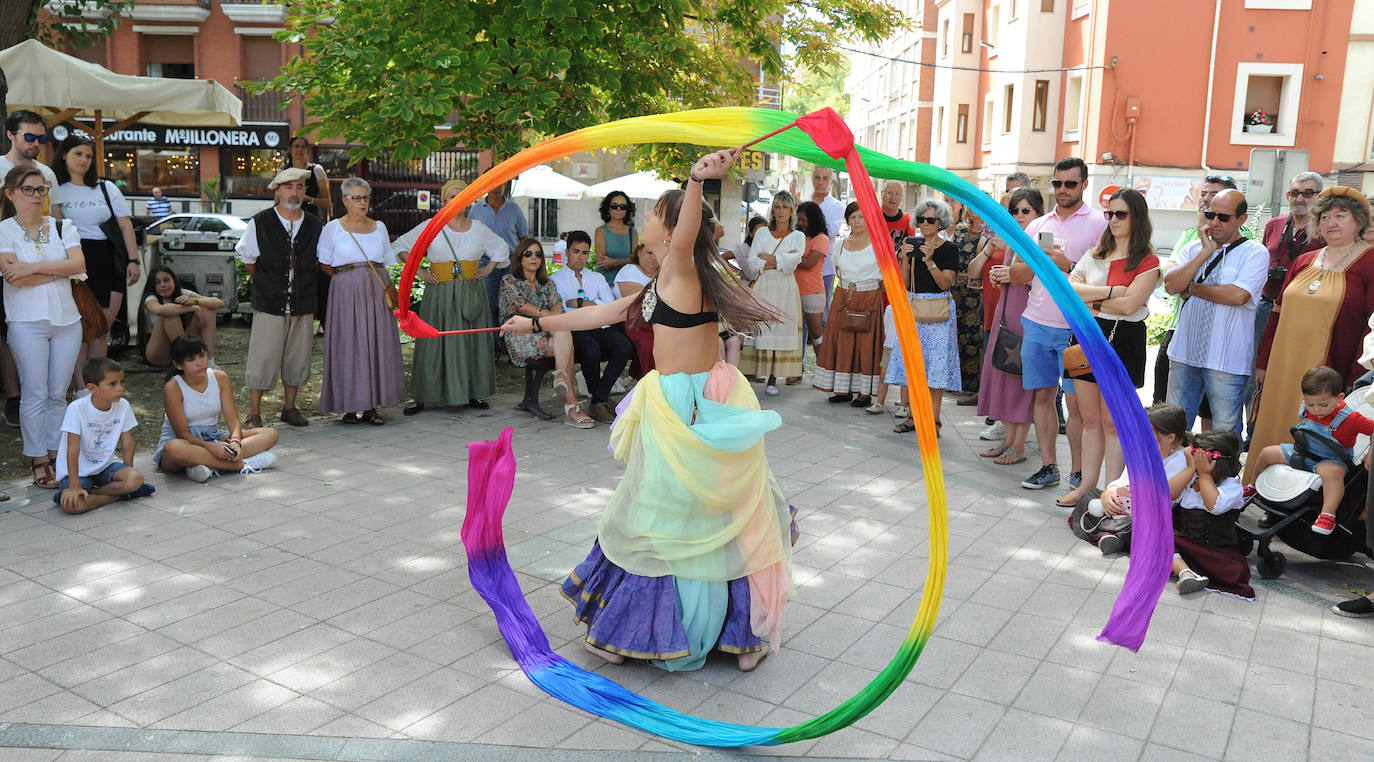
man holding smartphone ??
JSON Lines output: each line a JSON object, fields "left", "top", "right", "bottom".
{"left": 1005, "top": 157, "right": 1107, "bottom": 491}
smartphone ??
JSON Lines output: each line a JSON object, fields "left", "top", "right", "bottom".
{"left": 1038, "top": 231, "right": 1055, "bottom": 251}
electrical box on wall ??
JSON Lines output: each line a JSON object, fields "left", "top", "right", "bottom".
{"left": 1125, "top": 97, "right": 1142, "bottom": 122}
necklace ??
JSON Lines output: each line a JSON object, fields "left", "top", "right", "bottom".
{"left": 19, "top": 218, "right": 49, "bottom": 253}
{"left": 1308, "top": 242, "right": 1368, "bottom": 294}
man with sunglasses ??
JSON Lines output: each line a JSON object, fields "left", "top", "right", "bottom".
{"left": 2, "top": 110, "right": 62, "bottom": 218}
{"left": 1162, "top": 189, "right": 1269, "bottom": 436}
{"left": 1009, "top": 157, "right": 1106, "bottom": 491}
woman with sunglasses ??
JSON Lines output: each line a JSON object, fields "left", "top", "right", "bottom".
{"left": 0, "top": 166, "right": 86, "bottom": 492}
{"left": 978, "top": 187, "right": 1045, "bottom": 465}
{"left": 316, "top": 177, "right": 406, "bottom": 425}
{"left": 53, "top": 134, "right": 139, "bottom": 389}
{"left": 1246, "top": 186, "right": 1374, "bottom": 483}
{"left": 594, "top": 191, "right": 638, "bottom": 284}
{"left": 498, "top": 238, "right": 591, "bottom": 427}
{"left": 887, "top": 199, "right": 961, "bottom": 435}
{"left": 1056, "top": 188, "right": 1160, "bottom": 507}
{"left": 393, "top": 179, "right": 507, "bottom": 415}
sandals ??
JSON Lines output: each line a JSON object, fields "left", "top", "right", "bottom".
{"left": 865, "top": 401, "right": 885, "bottom": 414}
{"left": 980, "top": 445, "right": 1009, "bottom": 458}
{"left": 552, "top": 369, "right": 571, "bottom": 396}
{"left": 1055, "top": 491, "right": 1082, "bottom": 508}
{"left": 563, "top": 402, "right": 595, "bottom": 429}
{"left": 31, "top": 458, "right": 58, "bottom": 489}
{"left": 360, "top": 410, "right": 384, "bottom": 426}
{"left": 893, "top": 419, "right": 915, "bottom": 434}
{"left": 403, "top": 402, "right": 424, "bottom": 416}
{"left": 994, "top": 446, "right": 1027, "bottom": 465}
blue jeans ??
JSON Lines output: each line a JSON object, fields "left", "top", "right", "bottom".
{"left": 1167, "top": 362, "right": 1249, "bottom": 435}
{"left": 822, "top": 273, "right": 835, "bottom": 329}
{"left": 483, "top": 265, "right": 510, "bottom": 349}
{"left": 1242, "top": 298, "right": 1274, "bottom": 442}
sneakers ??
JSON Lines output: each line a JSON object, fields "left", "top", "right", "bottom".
{"left": 979, "top": 420, "right": 1006, "bottom": 441}
{"left": 123, "top": 483, "right": 156, "bottom": 500}
{"left": 1068, "top": 471, "right": 1083, "bottom": 489}
{"left": 765, "top": 384, "right": 779, "bottom": 396}
{"left": 1177, "top": 570, "right": 1209, "bottom": 595}
{"left": 1332, "top": 596, "right": 1374, "bottom": 618}
{"left": 1312, "top": 512, "right": 1336, "bottom": 535}
{"left": 865, "top": 401, "right": 885, "bottom": 414}
{"left": 186, "top": 464, "right": 216, "bottom": 483}
{"left": 1021, "top": 465, "right": 1061, "bottom": 490}
{"left": 1097, "top": 533, "right": 1124, "bottom": 556}
{"left": 240, "top": 451, "right": 279, "bottom": 475}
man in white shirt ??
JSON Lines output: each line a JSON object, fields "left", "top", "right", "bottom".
{"left": 1163, "top": 189, "right": 1269, "bottom": 435}
{"left": 2, "top": 110, "right": 62, "bottom": 218}
{"left": 549, "top": 230, "right": 631, "bottom": 423}
{"left": 810, "top": 166, "right": 845, "bottom": 327}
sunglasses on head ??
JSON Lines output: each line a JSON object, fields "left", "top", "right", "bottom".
{"left": 1103, "top": 210, "right": 1129, "bottom": 220}
{"left": 1050, "top": 179, "right": 1081, "bottom": 189}
{"left": 19, "top": 133, "right": 49, "bottom": 144}
{"left": 608, "top": 202, "right": 628, "bottom": 211}
{"left": 1287, "top": 189, "right": 1317, "bottom": 199}
{"left": 915, "top": 215, "right": 940, "bottom": 225}
{"left": 1201, "top": 210, "right": 1235, "bottom": 222}
{"left": 1205, "top": 174, "right": 1234, "bottom": 185}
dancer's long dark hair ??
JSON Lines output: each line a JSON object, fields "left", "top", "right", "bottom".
{"left": 625, "top": 189, "right": 782, "bottom": 336}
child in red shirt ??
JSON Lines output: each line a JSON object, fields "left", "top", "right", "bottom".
{"left": 1252, "top": 365, "right": 1374, "bottom": 534}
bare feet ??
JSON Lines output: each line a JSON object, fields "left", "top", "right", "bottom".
{"left": 737, "top": 649, "right": 768, "bottom": 672}
{"left": 584, "top": 640, "right": 624, "bottom": 664}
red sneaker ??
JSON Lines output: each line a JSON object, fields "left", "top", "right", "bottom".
{"left": 1311, "top": 513, "right": 1336, "bottom": 535}
{"left": 1243, "top": 484, "right": 1257, "bottom": 499}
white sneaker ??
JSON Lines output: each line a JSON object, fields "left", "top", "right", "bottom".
{"left": 240, "top": 451, "right": 279, "bottom": 475}
{"left": 979, "top": 420, "right": 1006, "bottom": 441}
{"left": 186, "top": 464, "right": 215, "bottom": 483}
{"left": 765, "top": 384, "right": 779, "bottom": 396}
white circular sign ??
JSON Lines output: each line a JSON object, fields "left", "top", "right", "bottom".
{"left": 51, "top": 125, "right": 69, "bottom": 141}
{"left": 264, "top": 131, "right": 281, "bottom": 148}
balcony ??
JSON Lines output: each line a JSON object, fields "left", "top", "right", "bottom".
{"left": 756, "top": 84, "right": 783, "bottom": 110}
{"left": 221, "top": 0, "right": 287, "bottom": 24}
{"left": 129, "top": 0, "right": 211, "bottom": 22}
{"left": 236, "top": 86, "right": 291, "bottom": 123}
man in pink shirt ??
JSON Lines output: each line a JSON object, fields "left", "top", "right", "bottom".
{"left": 1002, "top": 157, "right": 1107, "bottom": 491}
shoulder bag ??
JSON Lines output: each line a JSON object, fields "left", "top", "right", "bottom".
{"left": 96, "top": 181, "right": 131, "bottom": 271}
{"left": 990, "top": 286, "right": 1022, "bottom": 376}
{"left": 346, "top": 229, "right": 400, "bottom": 310}
{"left": 1063, "top": 319, "right": 1120, "bottom": 378}
{"left": 61, "top": 219, "right": 110, "bottom": 343}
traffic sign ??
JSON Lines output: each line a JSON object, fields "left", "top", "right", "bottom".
{"left": 1099, "top": 185, "right": 1121, "bottom": 208}
{"left": 417, "top": 190, "right": 431, "bottom": 211}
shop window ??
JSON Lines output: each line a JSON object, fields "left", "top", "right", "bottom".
{"left": 1230, "top": 62, "right": 1303, "bottom": 147}
{"left": 139, "top": 149, "right": 200, "bottom": 195}
{"left": 220, "top": 148, "right": 287, "bottom": 198}
{"left": 1033, "top": 80, "right": 1050, "bottom": 132}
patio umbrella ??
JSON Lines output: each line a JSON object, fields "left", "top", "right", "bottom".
{"left": 1, "top": 39, "right": 242, "bottom": 174}
{"left": 509, "top": 165, "right": 587, "bottom": 200}
{"left": 583, "top": 170, "right": 680, "bottom": 199}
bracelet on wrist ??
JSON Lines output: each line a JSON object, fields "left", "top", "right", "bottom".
{"left": 531, "top": 315, "right": 542, "bottom": 332}
{"left": 689, "top": 172, "right": 704, "bottom": 184}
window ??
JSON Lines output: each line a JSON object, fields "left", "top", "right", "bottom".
{"left": 1033, "top": 79, "right": 1049, "bottom": 132}
{"left": 989, "top": 5, "right": 1000, "bottom": 47}
{"left": 1244, "top": 0, "right": 1311, "bottom": 8}
{"left": 1003, "top": 85, "right": 1015, "bottom": 133}
{"left": 941, "top": 19, "right": 950, "bottom": 57}
{"left": 1063, "top": 72, "right": 1084, "bottom": 139}
{"left": 529, "top": 198, "right": 559, "bottom": 240}
{"left": 1230, "top": 62, "right": 1304, "bottom": 147}
{"left": 143, "top": 34, "right": 194, "bottom": 78}
{"left": 956, "top": 104, "right": 969, "bottom": 143}
{"left": 104, "top": 147, "right": 201, "bottom": 196}
{"left": 936, "top": 106, "right": 945, "bottom": 145}
{"left": 1041, "top": 0, "right": 1054, "bottom": 9}
{"left": 983, "top": 97, "right": 995, "bottom": 145}
{"left": 1071, "top": 0, "right": 1090, "bottom": 18}
{"left": 1010, "top": 0, "right": 1019, "bottom": 19}
{"left": 961, "top": 13, "right": 974, "bottom": 54}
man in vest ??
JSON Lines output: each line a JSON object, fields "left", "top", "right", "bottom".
{"left": 235, "top": 167, "right": 322, "bottom": 428}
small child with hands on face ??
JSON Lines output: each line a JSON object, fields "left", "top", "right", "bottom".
{"left": 1170, "top": 430, "right": 1253, "bottom": 599}
{"left": 55, "top": 358, "right": 153, "bottom": 514}
{"left": 1251, "top": 365, "right": 1374, "bottom": 535}
{"left": 1082, "top": 403, "right": 1192, "bottom": 555}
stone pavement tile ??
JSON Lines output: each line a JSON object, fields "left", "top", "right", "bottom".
{"left": 226, "top": 623, "right": 355, "bottom": 677}
{"left": 1146, "top": 692, "right": 1236, "bottom": 759}
{"left": 932, "top": 601, "right": 1015, "bottom": 648}
{"left": 474, "top": 698, "right": 589, "bottom": 748}
{"left": 971, "top": 707, "right": 1073, "bottom": 761}
{"left": 746, "top": 705, "right": 818, "bottom": 757}
{"left": 406, "top": 617, "right": 507, "bottom": 672}
{"left": 161, "top": 542, "right": 289, "bottom": 584}
{"left": 0, "top": 687, "right": 103, "bottom": 724}
{"left": 351, "top": 666, "right": 480, "bottom": 732}
{"left": 403, "top": 682, "right": 538, "bottom": 743}
{"left": 42, "top": 562, "right": 187, "bottom": 608}
{"left": 160, "top": 728, "right": 347, "bottom": 758}
{"left": 1044, "top": 626, "right": 1114, "bottom": 680}
{"left": 829, "top": 545, "right": 902, "bottom": 581}
{"left": 905, "top": 636, "right": 981, "bottom": 691}
{"left": 159, "top": 678, "right": 300, "bottom": 731}
{"left": 987, "top": 613, "right": 1067, "bottom": 661}
{"left": 309, "top": 651, "right": 445, "bottom": 712}
{"left": 1130, "top": 600, "right": 1201, "bottom": 649}
{"left": 112, "top": 662, "right": 258, "bottom": 725}
{"left": 191, "top": 608, "right": 317, "bottom": 661}
{"left": 1310, "top": 727, "right": 1374, "bottom": 757}
{"left": 266, "top": 636, "right": 399, "bottom": 694}
{"left": 1105, "top": 640, "right": 1184, "bottom": 690}
{"left": 1055, "top": 726, "right": 1145, "bottom": 761}
{"left": 950, "top": 649, "right": 1039, "bottom": 706}
{"left": 38, "top": 630, "right": 182, "bottom": 689}
{"left": 155, "top": 595, "right": 282, "bottom": 645}
{"left": 1012, "top": 662, "right": 1100, "bottom": 723}
{"left": 1077, "top": 674, "right": 1165, "bottom": 740}
{"left": 0, "top": 578, "right": 52, "bottom": 609}
{"left": 229, "top": 695, "right": 345, "bottom": 735}
{"left": 830, "top": 578, "right": 909, "bottom": 623}
{"left": 1312, "top": 678, "right": 1374, "bottom": 739}
{"left": 1020, "top": 581, "right": 1092, "bottom": 623}
{"left": 1171, "top": 648, "right": 1248, "bottom": 705}
{"left": 279, "top": 576, "right": 402, "bottom": 621}
{"left": 888, "top": 741, "right": 960, "bottom": 761}
{"left": 1224, "top": 707, "right": 1311, "bottom": 761}
{"left": 687, "top": 688, "right": 776, "bottom": 726}
{"left": 325, "top": 589, "right": 442, "bottom": 638}
{"left": 793, "top": 570, "right": 866, "bottom": 611}
{"left": 0, "top": 750, "right": 62, "bottom": 761}
{"left": 728, "top": 648, "right": 828, "bottom": 705}
{"left": 0, "top": 605, "right": 112, "bottom": 654}
{"left": 557, "top": 717, "right": 652, "bottom": 751}
{"left": 1316, "top": 631, "right": 1374, "bottom": 686}
{"left": 71, "top": 645, "right": 218, "bottom": 707}
{"left": 299, "top": 712, "right": 394, "bottom": 740}
{"left": 365, "top": 601, "right": 479, "bottom": 652}
{"left": 1237, "top": 663, "right": 1314, "bottom": 724}
{"left": 907, "top": 692, "right": 1007, "bottom": 759}
{"left": 930, "top": 562, "right": 994, "bottom": 603}
{"left": 104, "top": 575, "right": 229, "bottom": 624}
{"left": 1045, "top": 553, "right": 1111, "bottom": 592}
{"left": 968, "top": 572, "right": 1042, "bottom": 613}
{"left": 786, "top": 611, "right": 877, "bottom": 663}
{"left": 367, "top": 548, "right": 464, "bottom": 589}
{"left": 784, "top": 660, "right": 879, "bottom": 717}
{"left": 852, "top": 680, "right": 943, "bottom": 742}
{"left": 56, "top": 753, "right": 212, "bottom": 762}
{"left": 806, "top": 726, "right": 899, "bottom": 759}
{"left": 0, "top": 591, "right": 84, "bottom": 631}
{"left": 835, "top": 621, "right": 909, "bottom": 673}
{"left": 245, "top": 517, "right": 371, "bottom": 557}
{"left": 4, "top": 619, "right": 146, "bottom": 671}
{"left": 1187, "top": 609, "right": 1257, "bottom": 661}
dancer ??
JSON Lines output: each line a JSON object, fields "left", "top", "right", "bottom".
{"left": 502, "top": 148, "right": 793, "bottom": 672}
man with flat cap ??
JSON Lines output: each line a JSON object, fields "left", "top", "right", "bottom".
{"left": 236, "top": 167, "right": 322, "bottom": 428}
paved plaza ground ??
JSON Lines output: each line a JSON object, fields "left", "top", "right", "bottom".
{"left": 1, "top": 374, "right": 1372, "bottom": 761}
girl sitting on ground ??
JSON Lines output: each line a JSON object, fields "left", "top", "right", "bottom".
{"left": 1170, "top": 430, "right": 1253, "bottom": 599}
{"left": 141, "top": 265, "right": 224, "bottom": 367}
{"left": 153, "top": 334, "right": 279, "bottom": 483}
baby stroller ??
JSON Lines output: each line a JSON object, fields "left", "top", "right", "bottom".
{"left": 1236, "top": 385, "right": 1374, "bottom": 578}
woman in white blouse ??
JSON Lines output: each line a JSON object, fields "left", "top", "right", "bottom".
{"left": 53, "top": 135, "right": 139, "bottom": 387}
{"left": 392, "top": 178, "right": 508, "bottom": 414}
{"left": 0, "top": 165, "right": 87, "bottom": 490}
{"left": 316, "top": 177, "right": 406, "bottom": 425}
{"left": 814, "top": 202, "right": 885, "bottom": 407}
{"left": 736, "top": 190, "right": 805, "bottom": 396}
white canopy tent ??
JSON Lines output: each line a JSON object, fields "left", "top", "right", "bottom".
{"left": 1, "top": 39, "right": 242, "bottom": 174}
{"left": 510, "top": 165, "right": 588, "bottom": 200}
{"left": 583, "top": 170, "right": 679, "bottom": 200}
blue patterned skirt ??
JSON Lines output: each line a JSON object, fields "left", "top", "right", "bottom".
{"left": 884, "top": 292, "right": 962, "bottom": 392}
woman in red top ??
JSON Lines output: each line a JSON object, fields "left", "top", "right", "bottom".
{"left": 1058, "top": 189, "right": 1162, "bottom": 507}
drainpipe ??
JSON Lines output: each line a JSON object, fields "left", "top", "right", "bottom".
{"left": 1200, "top": 0, "right": 1222, "bottom": 172}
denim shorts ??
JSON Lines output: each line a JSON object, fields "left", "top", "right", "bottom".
{"left": 1281, "top": 441, "right": 1352, "bottom": 473}
{"left": 53, "top": 461, "right": 127, "bottom": 503}
{"left": 1020, "top": 317, "right": 1073, "bottom": 391}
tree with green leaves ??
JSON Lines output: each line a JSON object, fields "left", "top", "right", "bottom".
{"left": 786, "top": 60, "right": 852, "bottom": 118}
{"left": 257, "top": 0, "right": 900, "bottom": 171}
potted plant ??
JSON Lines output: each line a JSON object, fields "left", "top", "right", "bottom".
{"left": 1244, "top": 108, "right": 1274, "bottom": 134}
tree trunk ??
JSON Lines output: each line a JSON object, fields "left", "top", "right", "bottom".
{"left": 0, "top": 0, "right": 44, "bottom": 154}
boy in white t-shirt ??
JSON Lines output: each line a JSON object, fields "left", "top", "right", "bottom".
{"left": 56, "top": 358, "right": 153, "bottom": 514}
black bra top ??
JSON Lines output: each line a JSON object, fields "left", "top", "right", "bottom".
{"left": 641, "top": 279, "right": 718, "bottom": 328}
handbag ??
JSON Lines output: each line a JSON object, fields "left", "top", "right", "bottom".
{"left": 96, "top": 181, "right": 131, "bottom": 272}
{"left": 1063, "top": 319, "right": 1121, "bottom": 378}
{"left": 838, "top": 285, "right": 872, "bottom": 332}
{"left": 990, "top": 288, "right": 1023, "bottom": 377}
{"left": 59, "top": 220, "right": 109, "bottom": 343}
{"left": 911, "top": 295, "right": 950, "bottom": 323}
{"left": 347, "top": 230, "right": 400, "bottom": 310}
